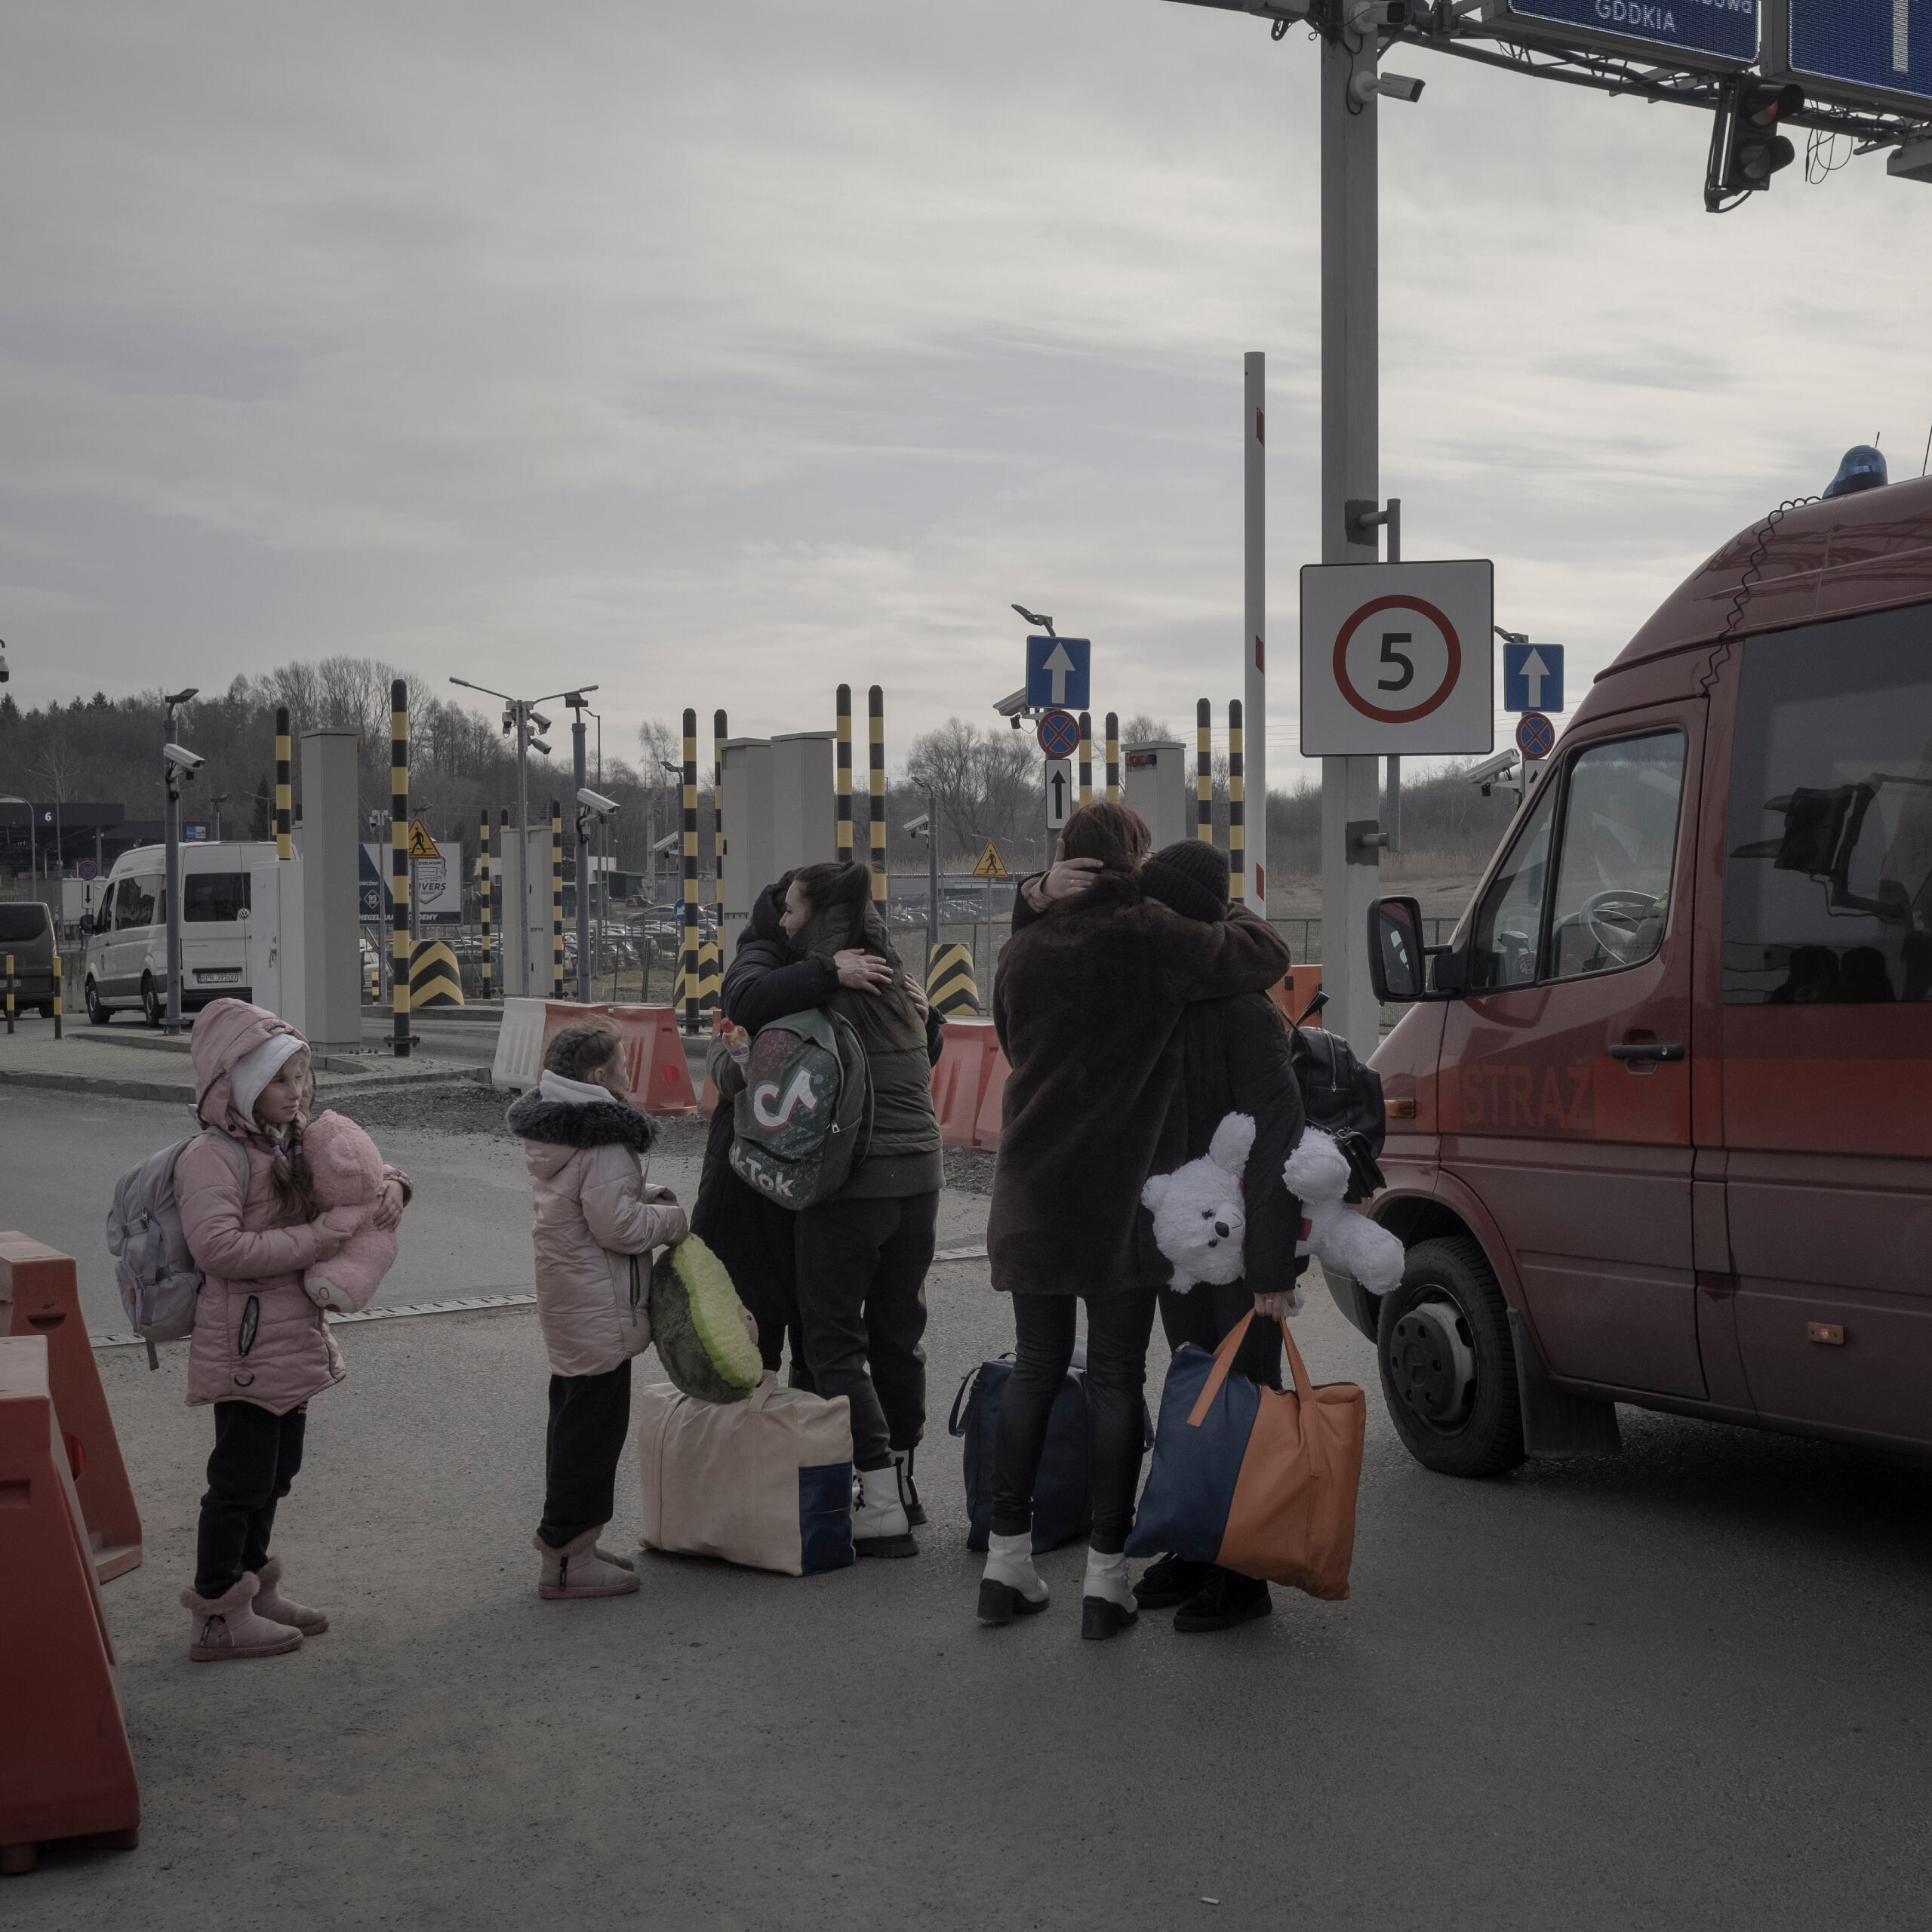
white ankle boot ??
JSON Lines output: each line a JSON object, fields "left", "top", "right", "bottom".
{"left": 851, "top": 1464, "right": 917, "bottom": 1558}
{"left": 535, "top": 1527, "right": 641, "bottom": 1600}
{"left": 1081, "top": 1547, "right": 1138, "bottom": 1642}
{"left": 978, "top": 1530, "right": 1050, "bottom": 1626}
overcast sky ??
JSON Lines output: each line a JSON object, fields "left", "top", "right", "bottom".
{"left": 3, "top": 1, "right": 1926, "bottom": 789}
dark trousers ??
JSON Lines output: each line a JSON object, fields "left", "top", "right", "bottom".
{"left": 794, "top": 1190, "right": 936, "bottom": 1472}
{"left": 538, "top": 1359, "right": 632, "bottom": 1549}
{"left": 992, "top": 1288, "right": 1158, "bottom": 1555}
{"left": 1159, "top": 1281, "right": 1282, "bottom": 1390}
{"left": 194, "top": 1401, "right": 306, "bottom": 1598}
{"left": 694, "top": 1158, "right": 815, "bottom": 1391}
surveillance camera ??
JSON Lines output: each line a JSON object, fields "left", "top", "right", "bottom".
{"left": 529, "top": 737, "right": 552, "bottom": 756}
{"left": 163, "top": 743, "right": 205, "bottom": 775}
{"left": 1350, "top": 67, "right": 1425, "bottom": 103}
{"left": 993, "top": 688, "right": 1029, "bottom": 719}
{"left": 1465, "top": 748, "right": 1518, "bottom": 786}
{"left": 651, "top": 830, "right": 679, "bottom": 855}
{"left": 577, "top": 788, "right": 620, "bottom": 818}
{"left": 903, "top": 814, "right": 930, "bottom": 837}
{"left": 530, "top": 710, "right": 553, "bottom": 734}
{"left": 1345, "top": 0, "right": 1409, "bottom": 26}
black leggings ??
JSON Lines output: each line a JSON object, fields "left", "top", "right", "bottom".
{"left": 194, "top": 1400, "right": 306, "bottom": 1598}
{"left": 538, "top": 1359, "right": 632, "bottom": 1549}
{"left": 991, "top": 1289, "right": 1157, "bottom": 1555}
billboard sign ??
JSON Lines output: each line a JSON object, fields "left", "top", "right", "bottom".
{"left": 1492, "top": 0, "right": 1761, "bottom": 69}
{"left": 1768, "top": 2, "right": 1932, "bottom": 114}
{"left": 360, "top": 842, "right": 463, "bottom": 925}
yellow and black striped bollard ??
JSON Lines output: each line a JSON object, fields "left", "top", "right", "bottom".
{"left": 551, "top": 801, "right": 564, "bottom": 998}
{"left": 869, "top": 685, "right": 887, "bottom": 904}
{"left": 1078, "top": 712, "right": 1093, "bottom": 808}
{"left": 835, "top": 685, "right": 853, "bottom": 863}
{"left": 390, "top": 681, "right": 411, "bottom": 1057}
{"left": 713, "top": 709, "right": 727, "bottom": 952}
{"left": 681, "top": 709, "right": 699, "bottom": 1034}
{"left": 275, "top": 707, "right": 293, "bottom": 860}
{"left": 1196, "top": 698, "right": 1213, "bottom": 843}
{"left": 5, "top": 952, "right": 14, "bottom": 1035}
{"left": 1105, "top": 712, "right": 1121, "bottom": 801}
{"left": 925, "top": 942, "right": 979, "bottom": 1017}
{"left": 53, "top": 952, "right": 63, "bottom": 1040}
{"left": 478, "top": 808, "right": 492, "bottom": 999}
{"left": 1228, "top": 699, "right": 1245, "bottom": 904}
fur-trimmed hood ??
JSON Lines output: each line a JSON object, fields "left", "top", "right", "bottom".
{"left": 506, "top": 1091, "right": 657, "bottom": 1154}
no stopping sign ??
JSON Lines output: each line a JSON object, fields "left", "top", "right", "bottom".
{"left": 1300, "top": 559, "right": 1494, "bottom": 756}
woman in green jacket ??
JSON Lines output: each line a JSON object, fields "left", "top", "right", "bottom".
{"left": 783, "top": 861, "right": 944, "bottom": 1558}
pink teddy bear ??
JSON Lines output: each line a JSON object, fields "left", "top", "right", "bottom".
{"left": 300, "top": 1111, "right": 400, "bottom": 1314}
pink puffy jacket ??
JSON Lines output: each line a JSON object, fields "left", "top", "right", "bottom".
{"left": 178, "top": 999, "right": 409, "bottom": 1414}
{"left": 506, "top": 1084, "right": 684, "bottom": 1378}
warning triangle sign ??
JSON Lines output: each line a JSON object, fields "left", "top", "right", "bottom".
{"left": 408, "top": 819, "right": 441, "bottom": 860}
{"left": 971, "top": 841, "right": 1009, "bottom": 881}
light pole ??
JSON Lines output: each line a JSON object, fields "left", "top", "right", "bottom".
{"left": 449, "top": 676, "right": 596, "bottom": 998}
{"left": 162, "top": 688, "right": 202, "bottom": 1033}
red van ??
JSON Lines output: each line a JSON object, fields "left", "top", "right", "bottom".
{"left": 1354, "top": 471, "right": 1932, "bottom": 1475}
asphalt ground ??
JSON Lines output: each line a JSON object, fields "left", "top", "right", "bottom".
{"left": 6, "top": 1091, "right": 1930, "bottom": 1928}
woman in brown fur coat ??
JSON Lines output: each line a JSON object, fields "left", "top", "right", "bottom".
{"left": 978, "top": 802, "right": 1291, "bottom": 1639}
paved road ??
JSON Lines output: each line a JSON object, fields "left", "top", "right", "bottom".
{"left": 10, "top": 1086, "right": 1930, "bottom": 1928}
{"left": 358, "top": 1011, "right": 713, "bottom": 1089}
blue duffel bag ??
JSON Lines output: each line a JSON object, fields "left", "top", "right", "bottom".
{"left": 948, "top": 1347, "right": 1154, "bottom": 1555}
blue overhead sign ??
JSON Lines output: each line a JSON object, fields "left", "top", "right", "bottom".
{"left": 1786, "top": 1, "right": 1932, "bottom": 111}
{"left": 1503, "top": 642, "right": 1564, "bottom": 713}
{"left": 1502, "top": 0, "right": 1760, "bottom": 66}
{"left": 1025, "top": 635, "right": 1091, "bottom": 711}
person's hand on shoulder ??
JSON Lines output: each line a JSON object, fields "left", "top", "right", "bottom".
{"left": 834, "top": 949, "right": 892, "bottom": 993}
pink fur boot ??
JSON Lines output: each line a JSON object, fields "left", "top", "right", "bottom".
{"left": 535, "top": 1527, "right": 639, "bottom": 1600}
{"left": 255, "top": 1555, "right": 329, "bottom": 1635}
{"left": 181, "top": 1571, "right": 303, "bottom": 1662}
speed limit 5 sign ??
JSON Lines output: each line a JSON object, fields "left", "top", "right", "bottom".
{"left": 1299, "top": 559, "right": 1494, "bottom": 756}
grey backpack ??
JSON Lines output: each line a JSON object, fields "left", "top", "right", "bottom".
{"left": 105, "top": 1128, "right": 250, "bottom": 1369}
{"left": 728, "top": 1008, "right": 872, "bottom": 1211}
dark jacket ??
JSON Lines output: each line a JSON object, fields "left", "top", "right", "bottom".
{"left": 1177, "top": 994, "right": 1304, "bottom": 1297}
{"left": 797, "top": 899, "right": 943, "bottom": 1200}
{"left": 989, "top": 871, "right": 1292, "bottom": 1299}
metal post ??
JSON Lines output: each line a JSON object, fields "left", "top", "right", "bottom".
{"left": 1105, "top": 712, "right": 1121, "bottom": 801}
{"left": 1229, "top": 699, "right": 1245, "bottom": 904}
{"left": 925, "top": 787, "right": 940, "bottom": 983}
{"left": 1196, "top": 699, "right": 1213, "bottom": 843}
{"left": 549, "top": 801, "right": 562, "bottom": 998}
{"left": 479, "top": 808, "right": 492, "bottom": 1000}
{"left": 4, "top": 954, "right": 13, "bottom": 1034}
{"left": 391, "top": 681, "right": 411, "bottom": 1057}
{"left": 53, "top": 952, "right": 62, "bottom": 1040}
{"left": 515, "top": 703, "right": 530, "bottom": 999}
{"left": 1386, "top": 497, "right": 1402, "bottom": 859}
{"left": 681, "top": 709, "right": 699, "bottom": 1032}
{"left": 275, "top": 708, "right": 292, "bottom": 860}
{"left": 1244, "top": 351, "right": 1266, "bottom": 914}
{"left": 835, "top": 685, "right": 853, "bottom": 864}
{"left": 712, "top": 709, "right": 727, "bottom": 956}
{"left": 1078, "top": 712, "right": 1093, "bottom": 807}
{"left": 164, "top": 775, "right": 183, "bottom": 1032}
{"left": 868, "top": 685, "right": 887, "bottom": 903}
{"left": 572, "top": 710, "right": 589, "bottom": 1001}
{"left": 1320, "top": 24, "right": 1383, "bottom": 1055}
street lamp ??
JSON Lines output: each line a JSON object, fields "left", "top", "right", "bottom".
{"left": 448, "top": 675, "right": 597, "bottom": 998}
{"left": 162, "top": 687, "right": 201, "bottom": 1033}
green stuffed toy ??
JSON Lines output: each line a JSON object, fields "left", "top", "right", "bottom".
{"left": 648, "top": 1236, "right": 763, "bottom": 1404}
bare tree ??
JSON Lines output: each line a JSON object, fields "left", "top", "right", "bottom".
{"left": 1121, "top": 712, "right": 1174, "bottom": 746}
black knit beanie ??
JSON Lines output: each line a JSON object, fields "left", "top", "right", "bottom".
{"left": 1140, "top": 840, "right": 1230, "bottom": 924}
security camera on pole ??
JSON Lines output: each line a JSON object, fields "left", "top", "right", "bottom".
{"left": 450, "top": 675, "right": 597, "bottom": 998}
{"left": 161, "top": 690, "right": 203, "bottom": 1034}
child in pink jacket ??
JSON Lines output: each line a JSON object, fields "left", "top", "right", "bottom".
{"left": 506, "top": 1023, "right": 690, "bottom": 1601}
{"left": 176, "top": 999, "right": 411, "bottom": 1662}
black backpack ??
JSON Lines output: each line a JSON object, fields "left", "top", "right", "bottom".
{"left": 728, "top": 1008, "right": 872, "bottom": 1211}
{"left": 1287, "top": 992, "right": 1386, "bottom": 1204}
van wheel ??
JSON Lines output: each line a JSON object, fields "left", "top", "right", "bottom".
{"left": 141, "top": 974, "right": 163, "bottom": 1027}
{"left": 1377, "top": 1236, "right": 1526, "bottom": 1478}
{"left": 85, "top": 980, "right": 112, "bottom": 1025}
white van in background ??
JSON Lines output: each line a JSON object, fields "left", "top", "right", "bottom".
{"left": 82, "top": 841, "right": 278, "bottom": 1025}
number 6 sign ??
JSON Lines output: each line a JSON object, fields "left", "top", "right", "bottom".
{"left": 1299, "top": 558, "right": 1494, "bottom": 755}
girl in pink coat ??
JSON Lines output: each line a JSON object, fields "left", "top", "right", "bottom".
{"left": 176, "top": 999, "right": 411, "bottom": 1662}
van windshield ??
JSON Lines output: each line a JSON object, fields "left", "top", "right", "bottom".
{"left": 183, "top": 873, "right": 250, "bottom": 923}
{"left": 0, "top": 904, "right": 49, "bottom": 943}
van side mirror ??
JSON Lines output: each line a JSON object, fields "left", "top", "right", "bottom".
{"left": 1367, "top": 897, "right": 1425, "bottom": 1002}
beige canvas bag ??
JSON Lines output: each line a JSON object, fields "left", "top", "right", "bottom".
{"left": 636, "top": 1373, "right": 855, "bottom": 1575}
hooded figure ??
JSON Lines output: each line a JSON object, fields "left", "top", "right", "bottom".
{"left": 177, "top": 998, "right": 409, "bottom": 1415}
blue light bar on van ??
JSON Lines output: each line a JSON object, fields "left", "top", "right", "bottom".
{"left": 1823, "top": 445, "right": 1888, "bottom": 499}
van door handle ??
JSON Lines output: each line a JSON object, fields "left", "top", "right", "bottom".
{"left": 1609, "top": 1041, "right": 1684, "bottom": 1063}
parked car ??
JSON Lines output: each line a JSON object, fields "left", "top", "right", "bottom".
{"left": 0, "top": 899, "right": 58, "bottom": 1017}
{"left": 1357, "top": 466, "right": 1932, "bottom": 1473}
{"left": 81, "top": 841, "right": 278, "bottom": 1024}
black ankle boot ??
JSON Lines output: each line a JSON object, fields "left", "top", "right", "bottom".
{"left": 1174, "top": 1567, "right": 1272, "bottom": 1634}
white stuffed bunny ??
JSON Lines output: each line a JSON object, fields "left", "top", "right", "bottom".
{"left": 1284, "top": 1124, "right": 1405, "bottom": 1297}
{"left": 1141, "top": 1113, "right": 1254, "bottom": 1293}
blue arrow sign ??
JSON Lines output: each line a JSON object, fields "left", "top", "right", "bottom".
{"left": 1026, "top": 635, "right": 1091, "bottom": 711}
{"left": 1789, "top": 0, "right": 1932, "bottom": 110}
{"left": 1503, "top": 642, "right": 1564, "bottom": 713}
{"left": 1503, "top": 0, "right": 1758, "bottom": 65}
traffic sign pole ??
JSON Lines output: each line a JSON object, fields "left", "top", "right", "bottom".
{"left": 1319, "top": 25, "right": 1383, "bottom": 1058}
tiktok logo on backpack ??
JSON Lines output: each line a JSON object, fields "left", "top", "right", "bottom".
{"left": 752, "top": 1068, "right": 819, "bottom": 1131}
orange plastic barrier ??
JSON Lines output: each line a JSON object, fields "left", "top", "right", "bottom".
{"left": 930, "top": 1020, "right": 997, "bottom": 1151}
{"left": 0, "top": 1235, "right": 140, "bottom": 1584}
{"left": 537, "top": 1002, "right": 699, "bottom": 1115}
{"left": 0, "top": 1336, "right": 140, "bottom": 1875}
{"left": 1268, "top": 964, "right": 1324, "bottom": 1029}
